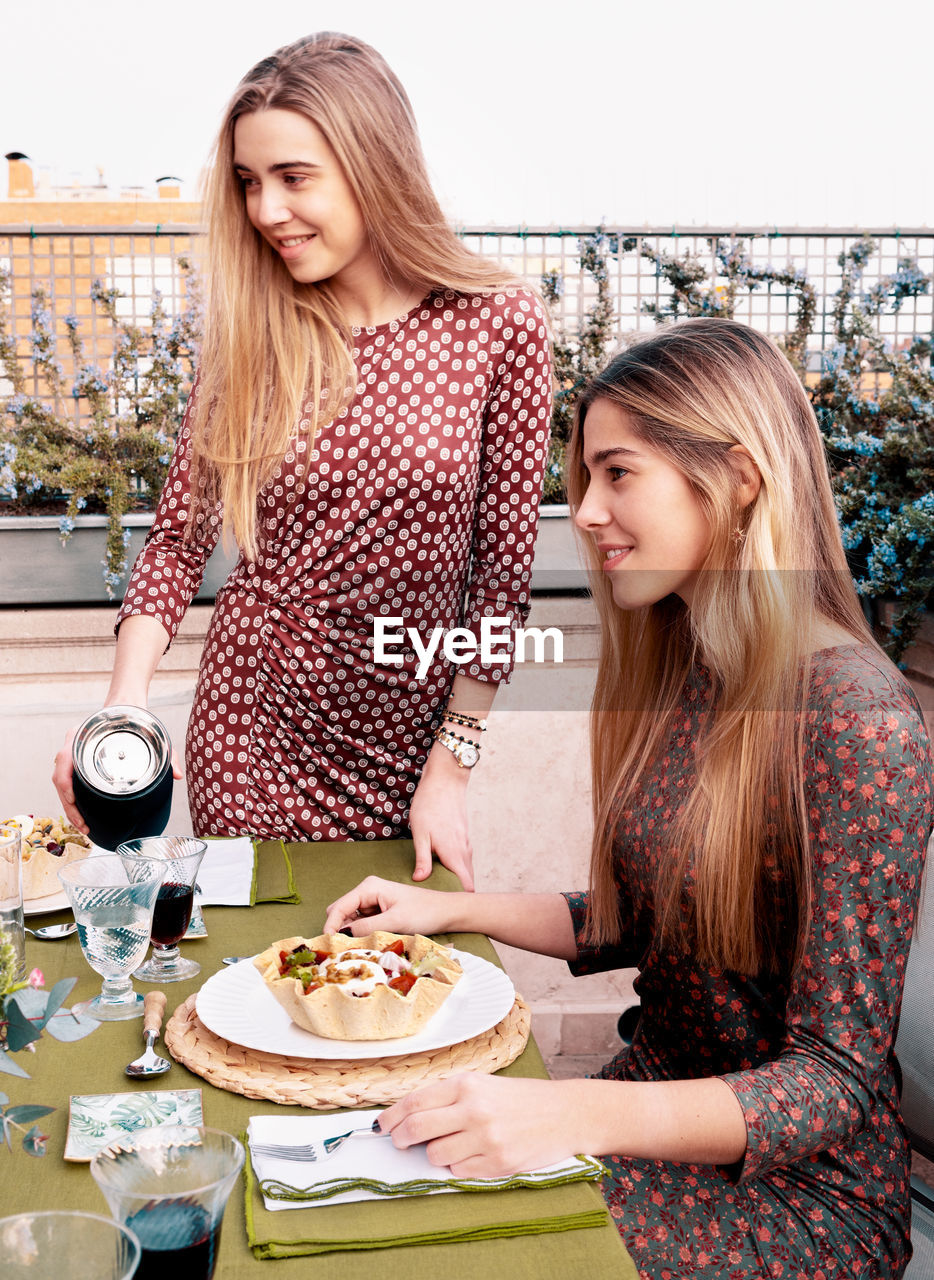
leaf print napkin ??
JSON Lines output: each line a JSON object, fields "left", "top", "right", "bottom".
{"left": 64, "top": 1089, "right": 203, "bottom": 1161}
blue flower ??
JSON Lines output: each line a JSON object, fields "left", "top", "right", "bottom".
{"left": 6, "top": 394, "right": 26, "bottom": 422}
{"left": 101, "top": 566, "right": 125, "bottom": 598}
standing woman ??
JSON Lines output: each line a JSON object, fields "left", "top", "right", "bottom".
{"left": 53, "top": 33, "right": 553, "bottom": 888}
{"left": 324, "top": 321, "right": 933, "bottom": 1278}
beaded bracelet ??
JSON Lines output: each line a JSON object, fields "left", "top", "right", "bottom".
{"left": 442, "top": 710, "right": 487, "bottom": 732}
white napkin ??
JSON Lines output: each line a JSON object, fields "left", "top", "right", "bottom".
{"left": 248, "top": 1111, "right": 604, "bottom": 1210}
{"left": 195, "top": 836, "right": 255, "bottom": 906}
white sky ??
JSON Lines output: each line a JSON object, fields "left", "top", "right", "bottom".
{"left": 4, "top": 0, "right": 932, "bottom": 229}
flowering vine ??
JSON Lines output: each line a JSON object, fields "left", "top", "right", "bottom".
{"left": 0, "top": 259, "right": 201, "bottom": 595}
{"left": 544, "top": 233, "right": 933, "bottom": 661}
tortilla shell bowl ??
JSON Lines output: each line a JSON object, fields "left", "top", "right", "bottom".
{"left": 254, "top": 932, "right": 463, "bottom": 1041}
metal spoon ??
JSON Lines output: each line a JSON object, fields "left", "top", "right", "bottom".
{"left": 25, "top": 922, "right": 78, "bottom": 940}
{"left": 125, "top": 991, "right": 170, "bottom": 1077}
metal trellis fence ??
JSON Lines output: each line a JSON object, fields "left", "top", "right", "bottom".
{"left": 2, "top": 223, "right": 933, "bottom": 417}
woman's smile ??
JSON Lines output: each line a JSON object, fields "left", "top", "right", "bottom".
{"left": 575, "top": 398, "right": 713, "bottom": 609}
{"left": 233, "top": 108, "right": 379, "bottom": 297}
{"left": 599, "top": 544, "right": 634, "bottom": 569}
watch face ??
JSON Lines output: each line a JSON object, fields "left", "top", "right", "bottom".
{"left": 457, "top": 742, "right": 480, "bottom": 768}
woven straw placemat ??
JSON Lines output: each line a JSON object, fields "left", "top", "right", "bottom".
{"left": 164, "top": 994, "right": 531, "bottom": 1110}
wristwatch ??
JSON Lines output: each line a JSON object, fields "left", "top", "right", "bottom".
{"left": 432, "top": 727, "right": 481, "bottom": 769}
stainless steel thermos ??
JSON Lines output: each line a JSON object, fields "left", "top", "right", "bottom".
{"left": 71, "top": 706, "right": 173, "bottom": 849}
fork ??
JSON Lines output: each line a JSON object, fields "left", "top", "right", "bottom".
{"left": 250, "top": 1118, "right": 386, "bottom": 1162}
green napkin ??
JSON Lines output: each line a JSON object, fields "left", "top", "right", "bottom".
{"left": 252, "top": 840, "right": 301, "bottom": 905}
{"left": 243, "top": 1145, "right": 611, "bottom": 1259}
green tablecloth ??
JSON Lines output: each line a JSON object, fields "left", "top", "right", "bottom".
{"left": 3, "top": 842, "right": 635, "bottom": 1279}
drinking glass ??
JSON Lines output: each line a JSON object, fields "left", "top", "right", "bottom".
{"left": 0, "top": 825, "right": 26, "bottom": 984}
{"left": 90, "top": 1125, "right": 245, "bottom": 1280}
{"left": 117, "top": 837, "right": 207, "bottom": 983}
{"left": 58, "top": 854, "right": 164, "bottom": 1021}
{"left": 0, "top": 1209, "right": 140, "bottom": 1278}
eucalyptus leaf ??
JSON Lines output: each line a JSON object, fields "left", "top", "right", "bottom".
{"left": 21, "top": 1124, "right": 49, "bottom": 1157}
{"left": 4, "top": 1105, "right": 55, "bottom": 1124}
{"left": 7, "top": 986, "right": 49, "bottom": 1019}
{"left": 2, "top": 1000, "right": 42, "bottom": 1052}
{"left": 42, "top": 978, "right": 77, "bottom": 1023}
{"left": 44, "top": 1006, "right": 100, "bottom": 1042}
{"left": 0, "top": 1092, "right": 9, "bottom": 1105}
{"left": 0, "top": 1050, "right": 30, "bottom": 1079}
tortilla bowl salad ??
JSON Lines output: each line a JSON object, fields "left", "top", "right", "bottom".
{"left": 253, "top": 931, "right": 464, "bottom": 1040}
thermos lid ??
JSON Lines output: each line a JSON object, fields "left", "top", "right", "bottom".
{"left": 72, "top": 706, "right": 171, "bottom": 797}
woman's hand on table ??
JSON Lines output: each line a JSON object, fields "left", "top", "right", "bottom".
{"left": 408, "top": 743, "right": 475, "bottom": 891}
{"left": 379, "top": 1074, "right": 576, "bottom": 1178}
{"left": 323, "top": 875, "right": 463, "bottom": 936}
{"left": 381, "top": 1072, "right": 750, "bottom": 1173}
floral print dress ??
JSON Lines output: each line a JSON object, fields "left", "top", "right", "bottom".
{"left": 116, "top": 290, "right": 552, "bottom": 840}
{"left": 564, "top": 645, "right": 933, "bottom": 1279}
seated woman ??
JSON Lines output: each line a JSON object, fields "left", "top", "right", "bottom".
{"left": 323, "top": 319, "right": 934, "bottom": 1280}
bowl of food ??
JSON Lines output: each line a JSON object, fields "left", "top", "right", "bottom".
{"left": 4, "top": 815, "right": 92, "bottom": 901}
{"left": 253, "top": 932, "right": 463, "bottom": 1040}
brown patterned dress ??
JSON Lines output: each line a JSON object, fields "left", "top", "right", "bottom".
{"left": 565, "top": 645, "right": 933, "bottom": 1279}
{"left": 117, "top": 289, "right": 552, "bottom": 840}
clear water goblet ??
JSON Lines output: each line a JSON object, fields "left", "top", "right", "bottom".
{"left": 57, "top": 854, "right": 165, "bottom": 1021}
{"left": 117, "top": 837, "right": 207, "bottom": 983}
{"left": 0, "top": 1209, "right": 141, "bottom": 1278}
{"left": 0, "top": 824, "right": 26, "bottom": 984}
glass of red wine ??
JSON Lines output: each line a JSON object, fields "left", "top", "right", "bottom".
{"left": 90, "top": 1125, "right": 244, "bottom": 1280}
{"left": 117, "top": 836, "right": 207, "bottom": 982}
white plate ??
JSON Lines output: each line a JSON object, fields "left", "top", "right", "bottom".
{"left": 24, "top": 889, "right": 70, "bottom": 916}
{"left": 196, "top": 949, "right": 515, "bottom": 1060}
{"left": 22, "top": 844, "right": 108, "bottom": 916}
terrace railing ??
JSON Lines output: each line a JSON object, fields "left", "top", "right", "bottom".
{"left": 2, "top": 223, "right": 933, "bottom": 414}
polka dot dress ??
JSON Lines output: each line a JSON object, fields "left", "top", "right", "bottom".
{"left": 117, "top": 289, "right": 553, "bottom": 840}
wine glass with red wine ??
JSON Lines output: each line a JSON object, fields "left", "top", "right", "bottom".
{"left": 90, "top": 1126, "right": 244, "bottom": 1280}
{"left": 117, "top": 836, "right": 207, "bottom": 983}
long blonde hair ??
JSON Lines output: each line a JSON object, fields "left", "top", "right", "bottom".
{"left": 567, "top": 319, "right": 874, "bottom": 976}
{"left": 193, "top": 32, "right": 523, "bottom": 557}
